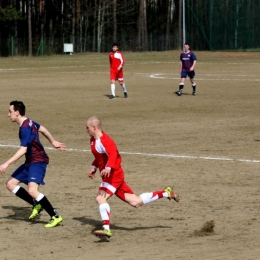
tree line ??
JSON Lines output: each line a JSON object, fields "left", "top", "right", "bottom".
{"left": 0, "top": 0, "right": 259, "bottom": 56}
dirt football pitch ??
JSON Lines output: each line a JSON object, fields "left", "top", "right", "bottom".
{"left": 0, "top": 51, "right": 260, "bottom": 260}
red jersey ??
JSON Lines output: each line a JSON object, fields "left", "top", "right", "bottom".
{"left": 90, "top": 131, "right": 135, "bottom": 199}
{"left": 90, "top": 132, "right": 122, "bottom": 171}
{"left": 109, "top": 51, "right": 124, "bottom": 71}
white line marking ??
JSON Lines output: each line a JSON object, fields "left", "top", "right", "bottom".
{"left": 150, "top": 74, "right": 260, "bottom": 81}
{"left": 0, "top": 143, "right": 259, "bottom": 164}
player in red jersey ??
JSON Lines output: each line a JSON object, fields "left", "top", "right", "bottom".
{"left": 86, "top": 116, "right": 179, "bottom": 238}
{"left": 109, "top": 43, "right": 128, "bottom": 99}
{"left": 175, "top": 43, "right": 197, "bottom": 96}
{"left": 0, "top": 101, "right": 65, "bottom": 228}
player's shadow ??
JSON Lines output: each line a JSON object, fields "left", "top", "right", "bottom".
{"left": 1, "top": 205, "right": 31, "bottom": 221}
{"left": 104, "top": 94, "right": 118, "bottom": 98}
{"left": 73, "top": 216, "right": 172, "bottom": 243}
{"left": 73, "top": 216, "right": 171, "bottom": 232}
{"left": 1, "top": 205, "right": 46, "bottom": 225}
{"left": 174, "top": 92, "right": 190, "bottom": 96}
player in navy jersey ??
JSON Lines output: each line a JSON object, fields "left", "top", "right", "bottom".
{"left": 175, "top": 43, "right": 197, "bottom": 96}
{"left": 0, "top": 101, "right": 65, "bottom": 228}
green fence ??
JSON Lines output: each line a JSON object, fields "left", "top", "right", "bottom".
{"left": 1, "top": 0, "right": 259, "bottom": 56}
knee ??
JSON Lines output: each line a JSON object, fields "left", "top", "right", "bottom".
{"left": 128, "top": 200, "right": 143, "bottom": 208}
{"left": 27, "top": 188, "right": 37, "bottom": 199}
{"left": 125, "top": 194, "right": 144, "bottom": 208}
{"left": 129, "top": 203, "right": 142, "bottom": 208}
{"left": 130, "top": 203, "right": 139, "bottom": 208}
{"left": 96, "top": 195, "right": 107, "bottom": 205}
{"left": 6, "top": 180, "right": 13, "bottom": 192}
{"left": 5, "top": 178, "right": 18, "bottom": 192}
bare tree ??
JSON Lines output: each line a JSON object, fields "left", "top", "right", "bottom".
{"left": 138, "top": 0, "right": 148, "bottom": 50}
{"left": 97, "top": 0, "right": 106, "bottom": 53}
{"left": 92, "top": 0, "right": 97, "bottom": 51}
{"left": 28, "top": 0, "right": 32, "bottom": 56}
{"left": 113, "top": 0, "right": 117, "bottom": 42}
{"left": 165, "top": 0, "right": 172, "bottom": 50}
{"left": 178, "top": 0, "right": 182, "bottom": 50}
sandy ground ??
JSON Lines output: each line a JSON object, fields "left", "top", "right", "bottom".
{"left": 0, "top": 51, "right": 260, "bottom": 260}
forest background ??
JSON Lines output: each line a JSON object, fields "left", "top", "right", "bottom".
{"left": 0, "top": 0, "right": 259, "bottom": 56}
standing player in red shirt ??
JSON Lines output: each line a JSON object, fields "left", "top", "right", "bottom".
{"left": 86, "top": 116, "right": 179, "bottom": 238}
{"left": 109, "top": 43, "right": 128, "bottom": 99}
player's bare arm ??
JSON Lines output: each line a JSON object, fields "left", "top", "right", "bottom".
{"left": 39, "top": 125, "right": 66, "bottom": 151}
{"left": 88, "top": 168, "right": 96, "bottom": 179}
{"left": 51, "top": 141, "right": 66, "bottom": 150}
{"left": 0, "top": 146, "right": 27, "bottom": 173}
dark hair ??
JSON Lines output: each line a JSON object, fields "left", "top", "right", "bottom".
{"left": 184, "top": 42, "right": 189, "bottom": 45}
{"left": 112, "top": 42, "right": 118, "bottom": 47}
{"left": 10, "top": 100, "right": 26, "bottom": 116}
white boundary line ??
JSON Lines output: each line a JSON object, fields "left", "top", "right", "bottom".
{"left": 150, "top": 74, "right": 260, "bottom": 81}
{"left": 0, "top": 143, "right": 259, "bottom": 164}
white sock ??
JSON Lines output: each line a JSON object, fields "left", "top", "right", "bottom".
{"left": 99, "top": 203, "right": 110, "bottom": 230}
{"left": 35, "top": 193, "right": 45, "bottom": 202}
{"left": 121, "top": 83, "right": 127, "bottom": 92}
{"left": 111, "top": 84, "right": 115, "bottom": 96}
{"left": 140, "top": 192, "right": 160, "bottom": 204}
{"left": 12, "top": 185, "right": 20, "bottom": 194}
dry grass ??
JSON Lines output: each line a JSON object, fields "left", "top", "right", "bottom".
{"left": 0, "top": 51, "right": 260, "bottom": 260}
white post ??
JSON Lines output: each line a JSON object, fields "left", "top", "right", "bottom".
{"left": 183, "top": 0, "right": 186, "bottom": 48}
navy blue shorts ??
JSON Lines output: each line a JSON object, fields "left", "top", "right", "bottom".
{"left": 11, "top": 162, "right": 47, "bottom": 185}
{"left": 181, "top": 71, "right": 195, "bottom": 78}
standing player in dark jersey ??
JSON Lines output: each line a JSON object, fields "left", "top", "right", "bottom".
{"left": 0, "top": 101, "right": 65, "bottom": 228}
{"left": 175, "top": 43, "right": 197, "bottom": 96}
{"left": 86, "top": 116, "right": 179, "bottom": 238}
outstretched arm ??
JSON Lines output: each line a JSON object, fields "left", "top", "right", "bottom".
{"left": 39, "top": 125, "right": 66, "bottom": 151}
{"left": 0, "top": 146, "right": 27, "bottom": 173}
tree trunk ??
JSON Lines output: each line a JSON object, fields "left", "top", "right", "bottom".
{"left": 28, "top": 0, "right": 32, "bottom": 56}
{"left": 113, "top": 0, "right": 117, "bottom": 42}
{"left": 166, "top": 0, "right": 172, "bottom": 50}
{"left": 137, "top": 0, "right": 143, "bottom": 49}
{"left": 72, "top": 0, "right": 75, "bottom": 47}
{"left": 93, "top": 0, "right": 97, "bottom": 51}
{"left": 178, "top": 0, "right": 182, "bottom": 50}
{"left": 97, "top": 0, "right": 106, "bottom": 53}
{"left": 97, "top": 0, "right": 101, "bottom": 52}
{"left": 143, "top": 0, "right": 147, "bottom": 50}
{"left": 75, "top": 0, "right": 80, "bottom": 52}
{"left": 83, "top": 0, "right": 90, "bottom": 52}
{"left": 138, "top": 0, "right": 147, "bottom": 50}
{"left": 101, "top": 0, "right": 106, "bottom": 52}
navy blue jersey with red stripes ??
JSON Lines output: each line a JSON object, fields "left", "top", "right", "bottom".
{"left": 180, "top": 51, "right": 197, "bottom": 72}
{"left": 19, "top": 118, "right": 49, "bottom": 164}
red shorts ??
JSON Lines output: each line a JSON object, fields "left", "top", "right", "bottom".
{"left": 110, "top": 69, "right": 124, "bottom": 82}
{"left": 99, "top": 168, "right": 134, "bottom": 201}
